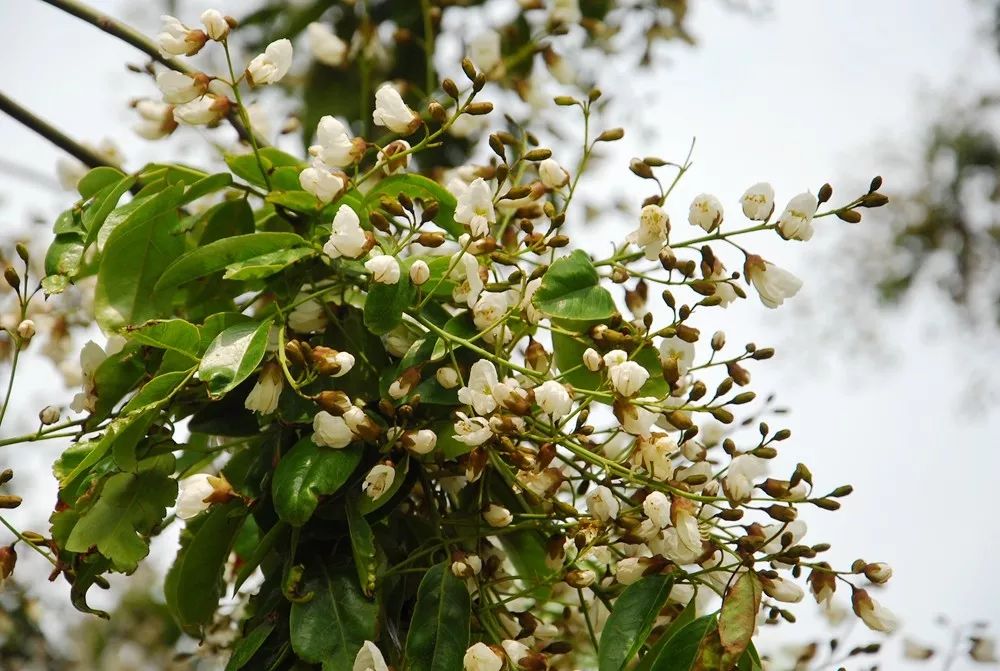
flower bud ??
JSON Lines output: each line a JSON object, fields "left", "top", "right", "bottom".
{"left": 39, "top": 405, "right": 60, "bottom": 426}
{"left": 176, "top": 473, "right": 234, "bottom": 519}
{"left": 402, "top": 429, "right": 437, "bottom": 455}
{"left": 0, "top": 545, "right": 15, "bottom": 583}
{"left": 582, "top": 347, "right": 603, "bottom": 372}
{"left": 565, "top": 568, "right": 596, "bottom": 588}
{"left": 365, "top": 255, "right": 401, "bottom": 284}
{"left": 201, "top": 9, "right": 231, "bottom": 41}
{"left": 16, "top": 319, "right": 35, "bottom": 343}
{"left": 435, "top": 366, "right": 461, "bottom": 389}
{"left": 410, "top": 260, "right": 431, "bottom": 285}
{"left": 863, "top": 562, "right": 892, "bottom": 584}
{"left": 315, "top": 390, "right": 352, "bottom": 415}
{"left": 483, "top": 504, "right": 513, "bottom": 528}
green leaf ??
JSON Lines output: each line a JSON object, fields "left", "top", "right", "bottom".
{"left": 267, "top": 190, "right": 324, "bottom": 212}
{"left": 41, "top": 274, "right": 70, "bottom": 295}
{"left": 64, "top": 455, "right": 177, "bottom": 572}
{"left": 719, "top": 572, "right": 761, "bottom": 665}
{"left": 289, "top": 560, "right": 377, "bottom": 671}
{"left": 130, "top": 319, "right": 201, "bottom": 359}
{"left": 94, "top": 186, "right": 184, "bottom": 331}
{"left": 634, "top": 599, "right": 698, "bottom": 671}
{"left": 44, "top": 233, "right": 85, "bottom": 278}
{"left": 599, "top": 574, "right": 674, "bottom": 671}
{"left": 198, "top": 319, "right": 273, "bottom": 398}
{"left": 533, "top": 249, "right": 618, "bottom": 321}
{"left": 404, "top": 562, "right": 472, "bottom": 671}
{"left": 223, "top": 247, "right": 315, "bottom": 281}
{"left": 165, "top": 502, "right": 247, "bottom": 633}
{"left": 181, "top": 172, "right": 233, "bottom": 205}
{"left": 364, "top": 174, "right": 461, "bottom": 236}
{"left": 225, "top": 620, "right": 276, "bottom": 671}
{"left": 272, "top": 437, "right": 363, "bottom": 526}
{"left": 364, "top": 279, "right": 415, "bottom": 335}
{"left": 153, "top": 232, "right": 306, "bottom": 307}
{"left": 225, "top": 152, "right": 273, "bottom": 188}
{"left": 83, "top": 175, "right": 137, "bottom": 248}
{"left": 90, "top": 347, "right": 147, "bottom": 420}
{"left": 78, "top": 166, "right": 126, "bottom": 199}
{"left": 648, "top": 615, "right": 718, "bottom": 671}
{"left": 121, "top": 370, "right": 193, "bottom": 414}
{"left": 346, "top": 495, "right": 377, "bottom": 597}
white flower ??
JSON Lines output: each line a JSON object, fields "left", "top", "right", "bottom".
{"left": 308, "top": 22, "right": 348, "bottom": 67}
{"left": 403, "top": 429, "right": 437, "bottom": 455}
{"left": 372, "top": 84, "right": 420, "bottom": 135}
{"left": 453, "top": 412, "right": 493, "bottom": 446}
{"left": 377, "top": 140, "right": 411, "bottom": 175}
{"left": 324, "top": 206, "right": 367, "bottom": 258}
{"left": 642, "top": 491, "right": 671, "bottom": 528}
{"left": 472, "top": 292, "right": 511, "bottom": 344}
{"left": 39, "top": 406, "right": 60, "bottom": 425}
{"left": 688, "top": 193, "right": 724, "bottom": 232}
{"left": 452, "top": 252, "right": 484, "bottom": 307}
{"left": 627, "top": 204, "right": 670, "bottom": 261}
{"left": 534, "top": 380, "right": 572, "bottom": 418}
{"left": 740, "top": 182, "right": 775, "bottom": 220}
{"left": 745, "top": 256, "right": 803, "bottom": 309}
{"left": 586, "top": 485, "right": 619, "bottom": 522}
{"left": 761, "top": 520, "right": 808, "bottom": 555}
{"left": 864, "top": 562, "right": 893, "bottom": 584}
{"left": 353, "top": 640, "right": 388, "bottom": 671}
{"left": 725, "top": 454, "right": 767, "bottom": 503}
{"left": 658, "top": 337, "right": 695, "bottom": 376}
{"left": 16, "top": 319, "right": 35, "bottom": 342}
{"left": 776, "top": 192, "right": 818, "bottom": 241}
{"left": 454, "top": 178, "right": 496, "bottom": 238}
{"left": 458, "top": 360, "right": 499, "bottom": 415}
{"left": 157, "top": 15, "right": 206, "bottom": 57}
{"left": 409, "top": 260, "right": 430, "bottom": 285}
{"left": 501, "top": 640, "right": 530, "bottom": 666}
{"left": 155, "top": 70, "right": 208, "bottom": 104}
{"left": 363, "top": 464, "right": 395, "bottom": 500}
{"left": 538, "top": 158, "right": 569, "bottom": 189}
{"left": 675, "top": 509, "right": 702, "bottom": 554}
{"left": 133, "top": 100, "right": 176, "bottom": 140}
{"left": 619, "top": 401, "right": 659, "bottom": 437}
{"left": 313, "top": 411, "right": 354, "bottom": 448}
{"left": 70, "top": 340, "right": 109, "bottom": 414}
{"left": 520, "top": 277, "right": 544, "bottom": 324}
{"left": 176, "top": 473, "right": 230, "bottom": 520}
{"left": 762, "top": 576, "right": 804, "bottom": 603}
{"left": 310, "top": 116, "right": 364, "bottom": 168}
{"left": 288, "top": 298, "right": 327, "bottom": 333}
{"left": 580, "top": 347, "right": 603, "bottom": 372}
{"left": 468, "top": 30, "right": 503, "bottom": 74}
{"left": 173, "top": 94, "right": 230, "bottom": 125}
{"left": 852, "top": 590, "right": 898, "bottom": 633}
{"left": 298, "top": 160, "right": 346, "bottom": 203}
{"left": 706, "top": 262, "right": 739, "bottom": 308}
{"left": 632, "top": 434, "right": 675, "bottom": 479}
{"left": 615, "top": 557, "right": 647, "bottom": 585}
{"left": 551, "top": 0, "right": 582, "bottom": 24}
{"left": 244, "top": 363, "right": 283, "bottom": 414}
{"left": 342, "top": 406, "right": 370, "bottom": 436}
{"left": 200, "top": 9, "right": 230, "bottom": 41}
{"left": 483, "top": 504, "right": 513, "bottom": 528}
{"left": 315, "top": 349, "right": 355, "bottom": 378}
{"left": 608, "top": 360, "right": 649, "bottom": 397}
{"left": 464, "top": 642, "right": 503, "bottom": 671}
{"left": 365, "top": 255, "right": 401, "bottom": 284}
{"left": 246, "top": 39, "right": 293, "bottom": 86}
{"left": 436, "top": 366, "right": 461, "bottom": 389}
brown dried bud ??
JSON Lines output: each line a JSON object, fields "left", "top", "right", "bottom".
{"left": 465, "top": 102, "right": 494, "bottom": 116}
{"left": 0, "top": 495, "right": 22, "bottom": 509}
{"left": 523, "top": 148, "right": 552, "bottom": 161}
{"left": 860, "top": 192, "right": 889, "bottom": 208}
{"left": 417, "top": 232, "right": 446, "bottom": 248}
{"left": 314, "top": 390, "right": 353, "bottom": 415}
{"left": 428, "top": 101, "right": 447, "bottom": 123}
{"left": 765, "top": 505, "right": 798, "bottom": 523}
{"left": 836, "top": 209, "right": 862, "bottom": 223}
{"left": 817, "top": 183, "right": 833, "bottom": 204}
{"left": 597, "top": 128, "right": 625, "bottom": 142}
{"left": 727, "top": 361, "right": 751, "bottom": 386}
{"left": 629, "top": 158, "right": 654, "bottom": 179}
{"left": 0, "top": 545, "right": 15, "bottom": 581}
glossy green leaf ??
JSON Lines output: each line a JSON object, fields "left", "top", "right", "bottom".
{"left": 83, "top": 175, "right": 137, "bottom": 248}
{"left": 719, "top": 572, "right": 761, "bottom": 664}
{"left": 225, "top": 620, "right": 276, "bottom": 671}
{"left": 198, "top": 319, "right": 273, "bottom": 398}
{"left": 289, "top": 560, "right": 377, "bottom": 671}
{"left": 346, "top": 495, "right": 377, "bottom": 596}
{"left": 223, "top": 247, "right": 315, "bottom": 281}
{"left": 634, "top": 599, "right": 698, "bottom": 671}
{"left": 90, "top": 347, "right": 147, "bottom": 420}
{"left": 225, "top": 152, "right": 273, "bottom": 188}
{"left": 181, "top": 172, "right": 233, "bottom": 205}
{"left": 272, "top": 437, "right": 363, "bottom": 526}
{"left": 121, "top": 370, "right": 193, "bottom": 414}
{"left": 64, "top": 455, "right": 177, "bottom": 572}
{"left": 599, "top": 574, "right": 674, "bottom": 671}
{"left": 404, "top": 562, "right": 472, "bottom": 671}
{"left": 364, "top": 278, "right": 415, "bottom": 335}
{"left": 78, "top": 166, "right": 126, "bottom": 199}
{"left": 648, "top": 614, "right": 718, "bottom": 671}
{"left": 130, "top": 319, "right": 201, "bottom": 359}
{"left": 165, "top": 501, "right": 247, "bottom": 632}
{"left": 94, "top": 186, "right": 183, "bottom": 331}
{"left": 153, "top": 232, "right": 307, "bottom": 307}
{"left": 532, "top": 249, "right": 617, "bottom": 321}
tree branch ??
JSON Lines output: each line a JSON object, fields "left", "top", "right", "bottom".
{"left": 37, "top": 0, "right": 268, "bottom": 148}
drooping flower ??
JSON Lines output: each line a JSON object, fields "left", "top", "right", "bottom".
{"left": 483, "top": 504, "right": 513, "bottom": 528}
{"left": 155, "top": 70, "right": 209, "bottom": 104}
{"left": 308, "top": 22, "right": 348, "bottom": 67}
{"left": 363, "top": 464, "right": 395, "bottom": 500}
{"left": 744, "top": 255, "right": 803, "bottom": 309}
{"left": 586, "top": 485, "right": 619, "bottom": 522}
{"left": 365, "top": 255, "right": 401, "bottom": 284}
{"left": 246, "top": 39, "right": 293, "bottom": 86}
{"left": 157, "top": 15, "right": 207, "bottom": 57}
{"left": 534, "top": 380, "right": 572, "bottom": 418}
{"left": 324, "top": 206, "right": 367, "bottom": 258}
{"left": 658, "top": 336, "right": 695, "bottom": 377}
{"left": 852, "top": 589, "right": 899, "bottom": 633}
{"left": 453, "top": 412, "right": 493, "bottom": 446}
{"left": 454, "top": 178, "right": 496, "bottom": 238}
{"left": 176, "top": 473, "right": 232, "bottom": 520}
{"left": 173, "top": 94, "right": 230, "bottom": 126}
{"left": 740, "top": 182, "right": 775, "bottom": 221}
{"left": 353, "top": 641, "right": 389, "bottom": 671}
{"left": 244, "top": 362, "right": 283, "bottom": 414}
{"left": 761, "top": 576, "right": 805, "bottom": 603}
{"left": 776, "top": 192, "right": 818, "bottom": 241}
{"left": 725, "top": 454, "right": 767, "bottom": 503}
{"left": 463, "top": 642, "right": 503, "bottom": 671}
{"left": 457, "top": 360, "right": 499, "bottom": 415}
{"left": 313, "top": 411, "right": 354, "bottom": 448}
{"left": 200, "top": 9, "right": 230, "bottom": 41}
{"left": 472, "top": 292, "right": 512, "bottom": 344}
{"left": 402, "top": 429, "right": 437, "bottom": 455}
{"left": 688, "top": 193, "right": 724, "bottom": 232}
{"left": 643, "top": 491, "right": 671, "bottom": 528}
{"left": 299, "top": 160, "right": 347, "bottom": 203}
{"left": 627, "top": 204, "right": 670, "bottom": 260}
{"left": 133, "top": 100, "right": 177, "bottom": 140}
{"left": 372, "top": 84, "right": 420, "bottom": 135}
{"left": 608, "top": 360, "right": 649, "bottom": 397}
{"left": 310, "top": 116, "right": 365, "bottom": 168}
{"left": 70, "top": 340, "right": 110, "bottom": 413}
{"left": 538, "top": 158, "right": 570, "bottom": 189}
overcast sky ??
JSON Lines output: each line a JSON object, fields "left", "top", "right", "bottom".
{"left": 0, "top": 1, "right": 997, "bottom": 669}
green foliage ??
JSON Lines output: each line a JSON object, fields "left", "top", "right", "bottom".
{"left": 271, "top": 438, "right": 363, "bottom": 526}
{"left": 599, "top": 575, "right": 674, "bottom": 671}
{"left": 198, "top": 319, "right": 273, "bottom": 398}
{"left": 403, "top": 562, "right": 472, "bottom": 671}
{"left": 533, "top": 249, "right": 618, "bottom": 321}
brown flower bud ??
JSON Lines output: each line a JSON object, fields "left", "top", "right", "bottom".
{"left": 315, "top": 390, "right": 352, "bottom": 415}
